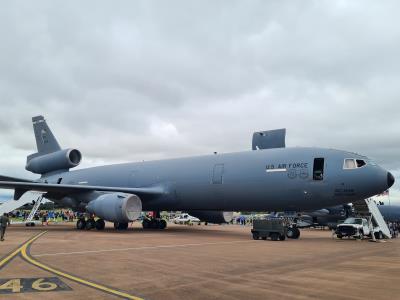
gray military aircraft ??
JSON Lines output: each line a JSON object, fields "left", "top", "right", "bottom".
{"left": 377, "top": 205, "right": 400, "bottom": 222}
{"left": 0, "top": 116, "right": 395, "bottom": 232}
{"left": 289, "top": 203, "right": 400, "bottom": 229}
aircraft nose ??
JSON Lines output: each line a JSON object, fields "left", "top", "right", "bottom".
{"left": 387, "top": 172, "right": 395, "bottom": 188}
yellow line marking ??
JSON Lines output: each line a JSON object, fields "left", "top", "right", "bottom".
{"left": 20, "top": 233, "right": 143, "bottom": 300}
{"left": 0, "top": 231, "right": 47, "bottom": 269}
{"left": 0, "top": 231, "right": 144, "bottom": 300}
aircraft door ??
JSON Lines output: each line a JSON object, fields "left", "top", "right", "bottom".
{"left": 306, "top": 157, "right": 330, "bottom": 205}
{"left": 313, "top": 158, "right": 324, "bottom": 181}
{"left": 212, "top": 164, "right": 224, "bottom": 184}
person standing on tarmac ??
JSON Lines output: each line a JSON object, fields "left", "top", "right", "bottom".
{"left": 0, "top": 213, "right": 10, "bottom": 241}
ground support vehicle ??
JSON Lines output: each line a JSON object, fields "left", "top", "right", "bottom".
{"left": 335, "top": 217, "right": 370, "bottom": 239}
{"left": 251, "top": 219, "right": 287, "bottom": 241}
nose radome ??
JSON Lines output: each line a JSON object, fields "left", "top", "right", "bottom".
{"left": 387, "top": 172, "right": 395, "bottom": 188}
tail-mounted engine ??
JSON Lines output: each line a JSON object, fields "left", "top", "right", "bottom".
{"left": 26, "top": 148, "right": 82, "bottom": 174}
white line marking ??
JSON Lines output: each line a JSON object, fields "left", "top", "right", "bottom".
{"left": 33, "top": 240, "right": 252, "bottom": 257}
{"left": 266, "top": 168, "right": 287, "bottom": 173}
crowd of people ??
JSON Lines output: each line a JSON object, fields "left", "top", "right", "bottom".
{"left": 8, "top": 209, "right": 76, "bottom": 224}
{"left": 388, "top": 222, "right": 400, "bottom": 238}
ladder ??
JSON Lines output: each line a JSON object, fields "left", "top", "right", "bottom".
{"left": 353, "top": 199, "right": 391, "bottom": 238}
{"left": 26, "top": 195, "right": 44, "bottom": 222}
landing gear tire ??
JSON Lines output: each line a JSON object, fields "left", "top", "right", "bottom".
{"left": 158, "top": 219, "right": 167, "bottom": 229}
{"left": 374, "top": 231, "right": 383, "bottom": 240}
{"left": 95, "top": 219, "right": 105, "bottom": 230}
{"left": 271, "top": 233, "right": 279, "bottom": 241}
{"left": 86, "top": 219, "right": 96, "bottom": 230}
{"left": 76, "top": 219, "right": 86, "bottom": 230}
{"left": 150, "top": 220, "right": 159, "bottom": 229}
{"left": 142, "top": 219, "right": 150, "bottom": 229}
{"left": 294, "top": 228, "right": 300, "bottom": 239}
{"left": 114, "top": 222, "right": 128, "bottom": 230}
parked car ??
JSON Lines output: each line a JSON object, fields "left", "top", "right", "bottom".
{"left": 172, "top": 213, "right": 201, "bottom": 225}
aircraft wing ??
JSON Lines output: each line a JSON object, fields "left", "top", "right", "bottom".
{"left": 0, "top": 181, "right": 166, "bottom": 200}
{"left": 0, "top": 175, "right": 34, "bottom": 182}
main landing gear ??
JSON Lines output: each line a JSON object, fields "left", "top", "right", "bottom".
{"left": 76, "top": 216, "right": 105, "bottom": 231}
{"left": 114, "top": 222, "right": 129, "bottom": 230}
{"left": 142, "top": 211, "right": 167, "bottom": 230}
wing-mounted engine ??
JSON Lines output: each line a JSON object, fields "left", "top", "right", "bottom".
{"left": 188, "top": 211, "right": 233, "bottom": 224}
{"left": 87, "top": 193, "right": 142, "bottom": 223}
{"left": 25, "top": 116, "right": 82, "bottom": 174}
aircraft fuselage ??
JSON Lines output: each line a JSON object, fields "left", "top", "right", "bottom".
{"left": 43, "top": 147, "right": 390, "bottom": 212}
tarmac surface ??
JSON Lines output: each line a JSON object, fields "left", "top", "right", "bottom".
{"left": 0, "top": 222, "right": 399, "bottom": 300}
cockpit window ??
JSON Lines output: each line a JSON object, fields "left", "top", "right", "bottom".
{"left": 343, "top": 158, "right": 367, "bottom": 170}
{"left": 344, "top": 159, "right": 356, "bottom": 169}
{"left": 356, "top": 159, "right": 366, "bottom": 168}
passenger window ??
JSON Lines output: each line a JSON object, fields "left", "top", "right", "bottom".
{"left": 356, "top": 159, "right": 366, "bottom": 168}
{"left": 313, "top": 158, "right": 324, "bottom": 181}
{"left": 344, "top": 159, "right": 356, "bottom": 169}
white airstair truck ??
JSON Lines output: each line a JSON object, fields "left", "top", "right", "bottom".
{"left": 352, "top": 199, "right": 391, "bottom": 240}
{"left": 0, "top": 191, "right": 45, "bottom": 226}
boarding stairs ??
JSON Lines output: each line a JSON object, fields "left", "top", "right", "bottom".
{"left": 25, "top": 194, "right": 44, "bottom": 223}
{"left": 353, "top": 198, "right": 391, "bottom": 239}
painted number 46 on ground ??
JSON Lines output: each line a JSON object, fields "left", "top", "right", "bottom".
{"left": 0, "top": 277, "right": 71, "bottom": 294}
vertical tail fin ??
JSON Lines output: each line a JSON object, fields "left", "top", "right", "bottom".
{"left": 32, "top": 115, "right": 61, "bottom": 155}
{"left": 25, "top": 116, "right": 82, "bottom": 175}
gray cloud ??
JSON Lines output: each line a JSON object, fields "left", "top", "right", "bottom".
{"left": 0, "top": 0, "right": 399, "bottom": 202}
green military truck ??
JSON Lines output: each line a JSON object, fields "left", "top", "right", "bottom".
{"left": 251, "top": 219, "right": 287, "bottom": 241}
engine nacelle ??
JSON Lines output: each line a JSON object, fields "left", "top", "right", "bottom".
{"left": 188, "top": 211, "right": 234, "bottom": 224}
{"left": 86, "top": 193, "right": 142, "bottom": 223}
{"left": 25, "top": 148, "right": 82, "bottom": 174}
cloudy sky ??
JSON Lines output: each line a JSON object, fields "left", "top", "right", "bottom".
{"left": 0, "top": 1, "right": 399, "bottom": 203}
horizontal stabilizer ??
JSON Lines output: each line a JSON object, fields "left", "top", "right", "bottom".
{"left": 252, "top": 128, "right": 286, "bottom": 150}
{"left": 0, "top": 181, "right": 166, "bottom": 200}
